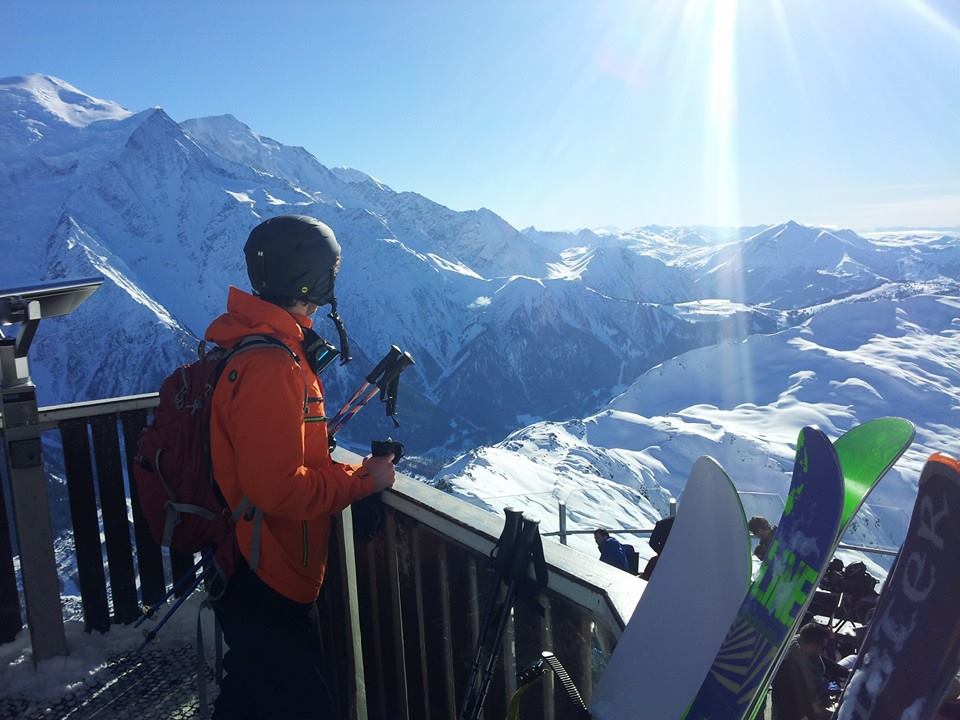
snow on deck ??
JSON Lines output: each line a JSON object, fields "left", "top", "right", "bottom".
{"left": 1, "top": 642, "right": 209, "bottom": 720}
{"left": 1, "top": 593, "right": 214, "bottom": 719}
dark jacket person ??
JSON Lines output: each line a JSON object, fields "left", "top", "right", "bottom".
{"left": 594, "top": 528, "right": 629, "bottom": 572}
{"left": 772, "top": 622, "right": 834, "bottom": 720}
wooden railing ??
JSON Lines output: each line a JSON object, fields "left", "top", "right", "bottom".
{"left": 0, "top": 393, "right": 195, "bottom": 640}
{"left": 0, "top": 394, "right": 642, "bottom": 719}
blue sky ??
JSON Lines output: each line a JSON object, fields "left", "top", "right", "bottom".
{"left": 2, "top": 1, "right": 958, "bottom": 231}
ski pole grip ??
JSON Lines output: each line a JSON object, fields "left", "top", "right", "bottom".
{"left": 371, "top": 438, "right": 404, "bottom": 464}
{"left": 496, "top": 508, "right": 524, "bottom": 573}
{"left": 508, "top": 516, "right": 541, "bottom": 582}
{"left": 379, "top": 350, "right": 415, "bottom": 389}
{"left": 366, "top": 346, "right": 403, "bottom": 384}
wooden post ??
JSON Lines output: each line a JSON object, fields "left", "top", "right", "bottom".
{"left": 90, "top": 415, "right": 138, "bottom": 624}
{"left": 384, "top": 513, "right": 410, "bottom": 719}
{"left": 60, "top": 419, "right": 109, "bottom": 634}
{"left": 120, "top": 409, "right": 165, "bottom": 607}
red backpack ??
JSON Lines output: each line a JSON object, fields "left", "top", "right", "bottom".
{"left": 134, "top": 335, "right": 297, "bottom": 588}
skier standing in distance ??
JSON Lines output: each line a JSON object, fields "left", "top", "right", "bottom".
{"left": 594, "top": 528, "right": 630, "bottom": 572}
{"left": 748, "top": 516, "right": 777, "bottom": 560}
{"left": 207, "top": 215, "right": 396, "bottom": 719}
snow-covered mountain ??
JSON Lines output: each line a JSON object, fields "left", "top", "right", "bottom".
{"left": 0, "top": 74, "right": 788, "bottom": 456}
{"left": 3, "top": 73, "right": 960, "bottom": 573}
{"left": 435, "top": 289, "right": 960, "bottom": 569}
{"left": 684, "top": 221, "right": 899, "bottom": 307}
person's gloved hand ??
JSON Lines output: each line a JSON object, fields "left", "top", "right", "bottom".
{"left": 363, "top": 454, "right": 396, "bottom": 492}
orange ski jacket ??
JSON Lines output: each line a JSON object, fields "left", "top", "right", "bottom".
{"left": 206, "top": 287, "right": 375, "bottom": 603}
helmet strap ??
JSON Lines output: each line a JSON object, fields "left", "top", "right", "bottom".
{"left": 301, "top": 326, "right": 341, "bottom": 376}
{"left": 328, "top": 296, "right": 352, "bottom": 365}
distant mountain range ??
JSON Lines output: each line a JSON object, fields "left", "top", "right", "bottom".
{"left": 2, "top": 74, "right": 959, "bottom": 571}
{"left": 0, "top": 75, "right": 786, "bottom": 455}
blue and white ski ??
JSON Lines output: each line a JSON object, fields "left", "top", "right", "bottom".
{"left": 835, "top": 452, "right": 960, "bottom": 720}
{"left": 684, "top": 427, "right": 844, "bottom": 720}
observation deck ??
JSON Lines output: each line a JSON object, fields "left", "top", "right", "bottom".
{"left": 0, "top": 392, "right": 639, "bottom": 719}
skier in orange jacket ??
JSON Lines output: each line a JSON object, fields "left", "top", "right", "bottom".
{"left": 207, "top": 215, "right": 395, "bottom": 719}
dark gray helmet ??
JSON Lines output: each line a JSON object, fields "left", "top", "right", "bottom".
{"left": 244, "top": 215, "right": 340, "bottom": 306}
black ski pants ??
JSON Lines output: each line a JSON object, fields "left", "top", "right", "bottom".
{"left": 211, "top": 562, "right": 338, "bottom": 720}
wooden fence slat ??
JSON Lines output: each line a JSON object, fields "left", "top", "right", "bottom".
{"left": 514, "top": 592, "right": 547, "bottom": 719}
{"left": 384, "top": 513, "right": 410, "bottom": 720}
{"left": 396, "top": 517, "right": 428, "bottom": 719}
{"left": 90, "top": 415, "right": 138, "bottom": 624}
{"left": 120, "top": 409, "right": 165, "bottom": 607}
{"left": 358, "top": 537, "right": 387, "bottom": 720}
{"left": 419, "top": 532, "right": 452, "bottom": 717}
{"left": 437, "top": 543, "right": 457, "bottom": 719}
{"left": 540, "top": 596, "right": 556, "bottom": 718}
{"left": 445, "top": 542, "right": 478, "bottom": 715}
{"left": 318, "top": 515, "right": 354, "bottom": 720}
{"left": 418, "top": 536, "right": 457, "bottom": 719}
{"left": 0, "top": 468, "right": 22, "bottom": 643}
{"left": 412, "top": 527, "right": 432, "bottom": 720}
{"left": 60, "top": 420, "right": 110, "bottom": 633}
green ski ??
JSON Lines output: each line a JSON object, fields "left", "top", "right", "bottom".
{"left": 742, "top": 416, "right": 916, "bottom": 720}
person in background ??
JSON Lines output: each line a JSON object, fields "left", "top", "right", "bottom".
{"left": 748, "top": 516, "right": 777, "bottom": 561}
{"left": 594, "top": 528, "right": 629, "bottom": 572}
{"left": 771, "top": 622, "right": 836, "bottom": 720}
{"left": 640, "top": 515, "right": 675, "bottom": 581}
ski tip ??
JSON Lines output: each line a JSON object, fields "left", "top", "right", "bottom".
{"left": 928, "top": 452, "right": 960, "bottom": 474}
{"left": 797, "top": 425, "right": 834, "bottom": 450}
{"left": 690, "top": 455, "right": 726, "bottom": 476}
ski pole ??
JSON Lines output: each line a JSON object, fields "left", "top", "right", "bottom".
{"left": 460, "top": 514, "right": 541, "bottom": 720}
{"left": 473, "top": 516, "right": 542, "bottom": 720}
{"left": 334, "top": 346, "right": 403, "bottom": 419}
{"left": 134, "top": 553, "right": 211, "bottom": 628}
{"left": 329, "top": 346, "right": 412, "bottom": 432}
{"left": 460, "top": 508, "right": 525, "bottom": 718}
{"left": 329, "top": 347, "right": 414, "bottom": 435}
{"left": 138, "top": 563, "right": 212, "bottom": 650}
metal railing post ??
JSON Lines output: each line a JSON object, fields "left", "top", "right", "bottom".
{"left": 669, "top": 497, "right": 677, "bottom": 517}
{"left": 558, "top": 500, "right": 567, "bottom": 545}
{"left": 0, "top": 328, "right": 67, "bottom": 660}
{"left": 0, "top": 279, "right": 102, "bottom": 661}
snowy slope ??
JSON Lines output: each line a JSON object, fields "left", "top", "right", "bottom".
{"left": 556, "top": 245, "right": 694, "bottom": 303}
{"left": 436, "top": 292, "right": 960, "bottom": 568}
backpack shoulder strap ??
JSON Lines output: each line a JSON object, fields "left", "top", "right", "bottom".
{"left": 228, "top": 334, "right": 300, "bottom": 365}
{"left": 216, "top": 334, "right": 305, "bottom": 572}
